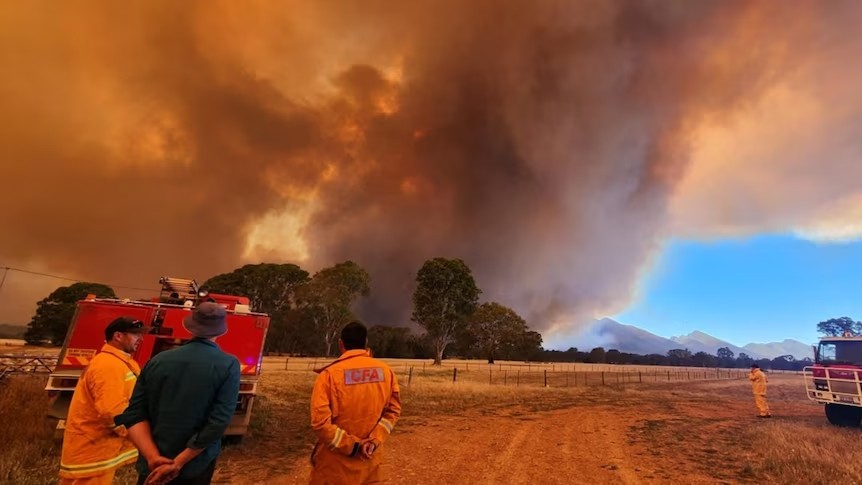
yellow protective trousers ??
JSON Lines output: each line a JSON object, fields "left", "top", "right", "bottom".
{"left": 309, "top": 445, "right": 384, "bottom": 485}
{"left": 59, "top": 469, "right": 116, "bottom": 485}
{"left": 754, "top": 394, "right": 770, "bottom": 416}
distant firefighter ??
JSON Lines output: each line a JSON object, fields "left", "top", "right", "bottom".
{"left": 749, "top": 364, "right": 771, "bottom": 418}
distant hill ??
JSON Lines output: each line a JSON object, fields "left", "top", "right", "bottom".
{"left": 569, "top": 319, "right": 811, "bottom": 360}
{"left": 744, "top": 340, "right": 813, "bottom": 360}
{"left": 671, "top": 331, "right": 756, "bottom": 359}
{"left": 582, "top": 318, "right": 680, "bottom": 355}
{"left": 0, "top": 323, "right": 26, "bottom": 339}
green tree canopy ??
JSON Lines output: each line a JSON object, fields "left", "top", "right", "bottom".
{"left": 466, "top": 302, "right": 529, "bottom": 364}
{"left": 736, "top": 352, "right": 754, "bottom": 367}
{"left": 412, "top": 257, "right": 481, "bottom": 365}
{"left": 25, "top": 282, "right": 116, "bottom": 345}
{"left": 367, "top": 325, "right": 412, "bottom": 358}
{"left": 817, "top": 317, "right": 862, "bottom": 337}
{"left": 295, "top": 260, "right": 371, "bottom": 356}
{"left": 717, "top": 347, "right": 735, "bottom": 360}
{"left": 203, "top": 263, "right": 309, "bottom": 314}
{"left": 516, "top": 330, "right": 544, "bottom": 362}
{"left": 204, "top": 263, "right": 310, "bottom": 353}
{"left": 692, "top": 351, "right": 718, "bottom": 367}
{"left": 588, "top": 347, "right": 606, "bottom": 364}
{"left": 666, "top": 348, "right": 692, "bottom": 366}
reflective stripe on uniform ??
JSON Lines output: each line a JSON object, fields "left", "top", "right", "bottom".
{"left": 377, "top": 418, "right": 394, "bottom": 433}
{"left": 329, "top": 427, "right": 344, "bottom": 449}
{"left": 124, "top": 372, "right": 136, "bottom": 382}
{"left": 60, "top": 448, "right": 138, "bottom": 475}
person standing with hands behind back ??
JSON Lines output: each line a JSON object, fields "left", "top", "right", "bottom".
{"left": 115, "top": 302, "right": 240, "bottom": 485}
{"left": 309, "top": 321, "right": 401, "bottom": 484}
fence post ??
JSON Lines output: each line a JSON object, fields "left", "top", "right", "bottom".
{"left": 453, "top": 367, "right": 458, "bottom": 383}
{"left": 566, "top": 372, "right": 569, "bottom": 387}
{"left": 408, "top": 367, "right": 414, "bottom": 386}
{"left": 284, "top": 357, "right": 289, "bottom": 370}
{"left": 517, "top": 370, "right": 520, "bottom": 387}
{"left": 687, "top": 371, "right": 690, "bottom": 380}
{"left": 504, "top": 370, "right": 508, "bottom": 386}
{"left": 544, "top": 370, "right": 548, "bottom": 387}
{"left": 667, "top": 371, "right": 670, "bottom": 381}
{"left": 602, "top": 371, "right": 605, "bottom": 386}
{"left": 489, "top": 367, "right": 492, "bottom": 385}
{"left": 639, "top": 371, "right": 642, "bottom": 383}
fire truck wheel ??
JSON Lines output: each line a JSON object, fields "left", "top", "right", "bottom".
{"left": 825, "top": 403, "right": 862, "bottom": 427}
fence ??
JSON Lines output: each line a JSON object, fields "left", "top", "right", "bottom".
{"left": 262, "top": 356, "right": 749, "bottom": 389}
{"left": 408, "top": 367, "right": 747, "bottom": 387}
{"left": 0, "top": 354, "right": 58, "bottom": 380}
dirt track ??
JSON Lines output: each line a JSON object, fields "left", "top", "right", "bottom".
{"left": 261, "top": 376, "right": 820, "bottom": 484}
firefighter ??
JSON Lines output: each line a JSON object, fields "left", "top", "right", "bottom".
{"left": 749, "top": 363, "right": 771, "bottom": 418}
{"left": 309, "top": 321, "right": 402, "bottom": 485}
{"left": 59, "top": 317, "right": 161, "bottom": 485}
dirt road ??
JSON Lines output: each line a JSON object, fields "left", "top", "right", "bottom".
{"left": 220, "top": 375, "right": 822, "bottom": 484}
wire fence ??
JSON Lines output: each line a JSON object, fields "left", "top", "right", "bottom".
{"left": 0, "top": 354, "right": 58, "bottom": 380}
{"left": 261, "top": 356, "right": 766, "bottom": 388}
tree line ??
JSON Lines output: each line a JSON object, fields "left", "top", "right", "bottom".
{"left": 23, "top": 263, "right": 848, "bottom": 370}
{"left": 23, "top": 258, "right": 543, "bottom": 365}
{"left": 536, "top": 346, "right": 811, "bottom": 371}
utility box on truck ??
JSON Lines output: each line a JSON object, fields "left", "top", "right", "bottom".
{"left": 46, "top": 277, "right": 269, "bottom": 441}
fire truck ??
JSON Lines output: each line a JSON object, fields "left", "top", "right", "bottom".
{"left": 803, "top": 335, "right": 862, "bottom": 427}
{"left": 46, "top": 277, "right": 270, "bottom": 442}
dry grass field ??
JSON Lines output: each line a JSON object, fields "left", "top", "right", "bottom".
{"left": 1, "top": 357, "right": 858, "bottom": 484}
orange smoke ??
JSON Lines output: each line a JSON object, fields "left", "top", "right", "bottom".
{"left": 0, "top": 0, "right": 860, "bottom": 332}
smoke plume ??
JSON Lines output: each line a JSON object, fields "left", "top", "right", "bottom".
{"left": 1, "top": 1, "right": 860, "bottom": 339}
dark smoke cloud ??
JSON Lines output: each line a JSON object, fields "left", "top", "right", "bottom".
{"left": 0, "top": 1, "right": 853, "bottom": 339}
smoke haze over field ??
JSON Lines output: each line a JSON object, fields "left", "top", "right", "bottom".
{"left": 1, "top": 1, "right": 861, "bottom": 338}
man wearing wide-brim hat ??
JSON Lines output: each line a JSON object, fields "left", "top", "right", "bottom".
{"left": 116, "top": 302, "right": 240, "bottom": 485}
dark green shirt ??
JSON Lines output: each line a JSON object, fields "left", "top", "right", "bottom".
{"left": 116, "top": 338, "right": 240, "bottom": 479}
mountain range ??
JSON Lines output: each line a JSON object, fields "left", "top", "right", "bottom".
{"left": 0, "top": 318, "right": 814, "bottom": 360}
{"left": 576, "top": 318, "right": 812, "bottom": 360}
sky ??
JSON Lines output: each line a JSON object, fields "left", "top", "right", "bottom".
{"left": 1, "top": 2, "right": 861, "bottom": 346}
{"left": 614, "top": 235, "right": 862, "bottom": 347}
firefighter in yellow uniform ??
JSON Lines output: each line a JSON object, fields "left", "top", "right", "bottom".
{"left": 310, "top": 321, "right": 402, "bottom": 485}
{"left": 748, "top": 363, "right": 771, "bottom": 418}
{"left": 59, "top": 317, "right": 150, "bottom": 484}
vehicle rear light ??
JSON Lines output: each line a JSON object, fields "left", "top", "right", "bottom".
{"left": 239, "top": 383, "right": 254, "bottom": 392}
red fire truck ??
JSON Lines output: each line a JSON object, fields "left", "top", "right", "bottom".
{"left": 803, "top": 336, "right": 862, "bottom": 427}
{"left": 46, "top": 277, "right": 270, "bottom": 441}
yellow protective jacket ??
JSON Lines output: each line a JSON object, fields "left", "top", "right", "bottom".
{"left": 310, "top": 349, "right": 401, "bottom": 484}
{"left": 749, "top": 369, "right": 768, "bottom": 395}
{"left": 59, "top": 344, "right": 140, "bottom": 479}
